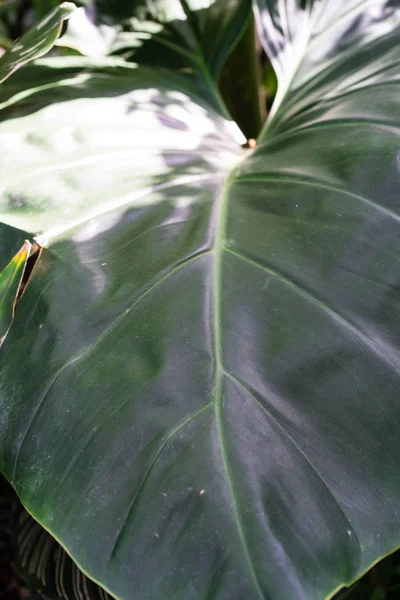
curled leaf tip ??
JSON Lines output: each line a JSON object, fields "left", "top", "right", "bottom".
{"left": 59, "top": 2, "right": 77, "bottom": 15}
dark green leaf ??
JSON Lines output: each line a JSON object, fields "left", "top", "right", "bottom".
{"left": 0, "top": 1, "right": 399, "bottom": 600}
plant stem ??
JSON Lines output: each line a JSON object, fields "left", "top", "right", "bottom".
{"left": 218, "top": 12, "right": 264, "bottom": 140}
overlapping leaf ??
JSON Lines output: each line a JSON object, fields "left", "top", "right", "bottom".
{"left": 0, "top": 240, "right": 30, "bottom": 346}
{"left": 0, "top": 2, "right": 76, "bottom": 83}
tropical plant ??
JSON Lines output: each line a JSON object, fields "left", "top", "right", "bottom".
{"left": 0, "top": 1, "right": 400, "bottom": 599}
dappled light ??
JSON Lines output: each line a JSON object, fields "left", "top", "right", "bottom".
{"left": 0, "top": 67, "right": 244, "bottom": 242}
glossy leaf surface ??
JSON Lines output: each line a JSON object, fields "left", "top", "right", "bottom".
{"left": 0, "top": 241, "right": 30, "bottom": 346}
{"left": 0, "top": 1, "right": 399, "bottom": 600}
{"left": 0, "top": 2, "right": 76, "bottom": 83}
{"left": 253, "top": 0, "right": 400, "bottom": 132}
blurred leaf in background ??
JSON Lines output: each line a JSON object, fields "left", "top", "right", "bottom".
{"left": 33, "top": 0, "right": 62, "bottom": 19}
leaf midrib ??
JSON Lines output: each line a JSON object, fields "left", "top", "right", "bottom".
{"left": 211, "top": 161, "right": 265, "bottom": 599}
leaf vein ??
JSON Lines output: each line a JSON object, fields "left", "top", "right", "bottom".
{"left": 12, "top": 249, "right": 210, "bottom": 483}
{"left": 221, "top": 367, "right": 362, "bottom": 567}
{"left": 106, "top": 401, "right": 213, "bottom": 563}
{"left": 236, "top": 173, "right": 400, "bottom": 225}
{"left": 224, "top": 246, "right": 400, "bottom": 374}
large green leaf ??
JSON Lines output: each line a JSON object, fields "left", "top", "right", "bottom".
{"left": 0, "top": 2, "right": 76, "bottom": 83}
{"left": 0, "top": 1, "right": 399, "bottom": 600}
